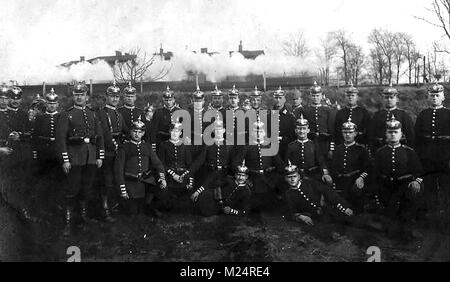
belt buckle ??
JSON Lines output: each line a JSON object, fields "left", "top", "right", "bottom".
{"left": 259, "top": 170, "right": 264, "bottom": 174}
{"left": 84, "top": 137, "right": 90, "bottom": 144}
{"left": 390, "top": 177, "right": 394, "bottom": 182}
{"left": 50, "top": 137, "right": 55, "bottom": 141}
{"left": 217, "top": 165, "right": 222, "bottom": 170}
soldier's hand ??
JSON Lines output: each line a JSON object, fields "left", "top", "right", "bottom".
{"left": 295, "top": 213, "right": 314, "bottom": 225}
{"left": 223, "top": 206, "right": 232, "bottom": 214}
{"left": 0, "top": 147, "right": 13, "bottom": 155}
{"left": 173, "top": 174, "right": 182, "bottom": 183}
{"left": 327, "top": 150, "right": 334, "bottom": 160}
{"left": 62, "top": 162, "right": 71, "bottom": 174}
{"left": 151, "top": 143, "right": 157, "bottom": 152}
{"left": 190, "top": 191, "right": 199, "bottom": 202}
{"left": 159, "top": 180, "right": 167, "bottom": 189}
{"left": 8, "top": 131, "right": 20, "bottom": 141}
{"left": 322, "top": 174, "right": 333, "bottom": 185}
{"left": 409, "top": 181, "right": 421, "bottom": 195}
{"left": 96, "top": 159, "right": 103, "bottom": 168}
{"left": 121, "top": 190, "right": 129, "bottom": 200}
{"left": 355, "top": 177, "right": 365, "bottom": 189}
{"left": 344, "top": 208, "right": 353, "bottom": 216}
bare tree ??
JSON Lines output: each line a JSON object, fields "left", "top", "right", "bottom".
{"left": 368, "top": 47, "right": 387, "bottom": 85}
{"left": 392, "top": 33, "right": 408, "bottom": 85}
{"left": 368, "top": 29, "right": 396, "bottom": 84}
{"left": 331, "top": 30, "right": 353, "bottom": 85}
{"left": 347, "top": 43, "right": 366, "bottom": 85}
{"left": 315, "top": 32, "right": 338, "bottom": 86}
{"left": 113, "top": 47, "right": 171, "bottom": 83}
{"left": 402, "top": 34, "right": 421, "bottom": 84}
{"left": 282, "top": 30, "right": 310, "bottom": 58}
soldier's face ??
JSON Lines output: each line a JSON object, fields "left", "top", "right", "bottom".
{"left": 386, "top": 129, "right": 402, "bottom": 144}
{"left": 170, "top": 128, "right": 182, "bottom": 140}
{"left": 145, "top": 109, "right": 154, "bottom": 121}
{"left": 285, "top": 173, "right": 300, "bottom": 187}
{"left": 428, "top": 92, "right": 445, "bottom": 107}
{"left": 295, "top": 126, "right": 309, "bottom": 140}
{"left": 163, "top": 97, "right": 175, "bottom": 108}
{"left": 212, "top": 96, "right": 223, "bottom": 107}
{"left": 383, "top": 95, "right": 398, "bottom": 108}
{"left": 107, "top": 95, "right": 120, "bottom": 107}
{"left": 293, "top": 97, "right": 302, "bottom": 107}
{"left": 229, "top": 96, "right": 239, "bottom": 108}
{"left": 345, "top": 93, "right": 358, "bottom": 106}
{"left": 274, "top": 96, "right": 286, "bottom": 109}
{"left": 9, "top": 98, "right": 21, "bottom": 108}
{"left": 214, "top": 127, "right": 225, "bottom": 140}
{"left": 130, "top": 129, "right": 145, "bottom": 142}
{"left": 0, "top": 97, "right": 8, "bottom": 109}
{"left": 235, "top": 173, "right": 248, "bottom": 185}
{"left": 311, "top": 93, "right": 322, "bottom": 105}
{"left": 342, "top": 130, "right": 356, "bottom": 143}
{"left": 124, "top": 94, "right": 136, "bottom": 106}
{"left": 73, "top": 93, "right": 87, "bottom": 106}
{"left": 46, "top": 103, "right": 58, "bottom": 113}
{"left": 251, "top": 97, "right": 262, "bottom": 109}
{"left": 193, "top": 98, "right": 204, "bottom": 110}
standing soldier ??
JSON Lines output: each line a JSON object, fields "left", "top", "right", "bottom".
{"left": 0, "top": 83, "right": 10, "bottom": 149}
{"left": 57, "top": 81, "right": 105, "bottom": 236}
{"left": 225, "top": 85, "right": 243, "bottom": 147}
{"left": 118, "top": 82, "right": 143, "bottom": 130}
{"left": 115, "top": 117, "right": 167, "bottom": 217}
{"left": 97, "top": 81, "right": 128, "bottom": 223}
{"left": 334, "top": 82, "right": 371, "bottom": 146}
{"left": 209, "top": 85, "right": 226, "bottom": 113}
{"left": 272, "top": 86, "right": 296, "bottom": 158}
{"left": 330, "top": 118, "right": 370, "bottom": 214}
{"left": 303, "top": 81, "right": 335, "bottom": 161}
{"left": 187, "top": 85, "right": 211, "bottom": 156}
{"left": 143, "top": 103, "right": 156, "bottom": 145}
{"left": 150, "top": 86, "right": 181, "bottom": 152}
{"left": 415, "top": 82, "right": 450, "bottom": 221}
{"left": 291, "top": 89, "right": 304, "bottom": 120}
{"left": 369, "top": 84, "right": 414, "bottom": 153}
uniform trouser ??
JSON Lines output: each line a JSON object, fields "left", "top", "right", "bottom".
{"left": 335, "top": 176, "right": 364, "bottom": 214}
{"left": 127, "top": 198, "right": 145, "bottom": 215}
{"left": 64, "top": 164, "right": 97, "bottom": 207}
{"left": 377, "top": 180, "right": 420, "bottom": 221}
{"left": 37, "top": 158, "right": 64, "bottom": 209}
{"left": 100, "top": 156, "right": 119, "bottom": 207}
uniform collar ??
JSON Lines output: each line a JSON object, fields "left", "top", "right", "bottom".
{"left": 290, "top": 180, "right": 303, "bottom": 190}
{"left": 7, "top": 106, "right": 18, "bottom": 112}
{"left": 347, "top": 105, "right": 358, "bottom": 109}
{"left": 73, "top": 105, "right": 86, "bottom": 110}
{"left": 385, "top": 106, "right": 397, "bottom": 111}
{"left": 388, "top": 143, "right": 401, "bottom": 149}
{"left": 297, "top": 138, "right": 309, "bottom": 144}
{"left": 124, "top": 105, "right": 135, "bottom": 110}
{"left": 130, "top": 140, "right": 142, "bottom": 146}
{"left": 430, "top": 105, "right": 444, "bottom": 110}
{"left": 105, "top": 104, "right": 116, "bottom": 110}
{"left": 0, "top": 108, "right": 7, "bottom": 112}
{"left": 293, "top": 104, "right": 303, "bottom": 110}
{"left": 344, "top": 142, "right": 356, "bottom": 148}
{"left": 45, "top": 111, "right": 59, "bottom": 115}
{"left": 312, "top": 104, "right": 321, "bottom": 108}
{"left": 164, "top": 104, "right": 177, "bottom": 111}
{"left": 229, "top": 105, "right": 239, "bottom": 111}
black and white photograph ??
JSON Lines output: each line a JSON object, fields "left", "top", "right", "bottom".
{"left": 1, "top": 0, "right": 450, "bottom": 266}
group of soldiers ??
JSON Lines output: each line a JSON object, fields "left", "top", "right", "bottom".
{"left": 0, "top": 78, "right": 449, "bottom": 238}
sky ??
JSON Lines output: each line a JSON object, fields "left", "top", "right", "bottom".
{"left": 0, "top": 0, "right": 446, "bottom": 84}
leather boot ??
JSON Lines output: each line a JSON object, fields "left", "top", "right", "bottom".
{"left": 102, "top": 197, "right": 116, "bottom": 223}
{"left": 63, "top": 208, "right": 72, "bottom": 237}
{"left": 80, "top": 201, "right": 96, "bottom": 224}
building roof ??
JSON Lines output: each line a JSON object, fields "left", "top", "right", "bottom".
{"left": 229, "top": 50, "right": 265, "bottom": 60}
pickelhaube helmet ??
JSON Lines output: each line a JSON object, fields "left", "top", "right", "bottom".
{"left": 309, "top": 81, "right": 322, "bottom": 94}
{"left": 0, "top": 83, "right": 9, "bottom": 98}
{"left": 30, "top": 93, "right": 46, "bottom": 112}
{"left": 250, "top": 86, "right": 262, "bottom": 97}
{"left": 106, "top": 80, "right": 121, "bottom": 96}
{"left": 341, "top": 118, "right": 357, "bottom": 132}
{"left": 382, "top": 83, "right": 399, "bottom": 96}
{"left": 295, "top": 114, "right": 309, "bottom": 127}
{"left": 273, "top": 86, "right": 285, "bottom": 98}
{"left": 386, "top": 115, "right": 401, "bottom": 131}
{"left": 8, "top": 83, "right": 23, "bottom": 100}
{"left": 72, "top": 81, "right": 89, "bottom": 95}
{"left": 236, "top": 160, "right": 249, "bottom": 174}
{"left": 228, "top": 85, "right": 239, "bottom": 97}
{"left": 123, "top": 81, "right": 137, "bottom": 95}
{"left": 345, "top": 80, "right": 359, "bottom": 94}
{"left": 284, "top": 159, "right": 298, "bottom": 176}
{"left": 45, "top": 88, "right": 59, "bottom": 104}
{"left": 427, "top": 82, "right": 445, "bottom": 94}
{"left": 163, "top": 85, "right": 174, "bottom": 99}
{"left": 211, "top": 85, "right": 223, "bottom": 97}
{"left": 192, "top": 85, "right": 204, "bottom": 100}
{"left": 131, "top": 116, "right": 146, "bottom": 131}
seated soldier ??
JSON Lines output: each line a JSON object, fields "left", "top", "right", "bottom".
{"left": 157, "top": 121, "right": 194, "bottom": 212}
{"left": 283, "top": 160, "right": 353, "bottom": 226}
{"left": 191, "top": 160, "right": 252, "bottom": 217}
{"left": 115, "top": 117, "right": 167, "bottom": 217}
{"left": 330, "top": 118, "right": 370, "bottom": 214}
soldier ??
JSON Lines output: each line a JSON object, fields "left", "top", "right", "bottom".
{"left": 234, "top": 119, "right": 283, "bottom": 212}
{"left": 225, "top": 85, "right": 245, "bottom": 147}
{"left": 283, "top": 160, "right": 353, "bottom": 225}
{"left": 303, "top": 81, "right": 335, "bottom": 161}
{"left": 242, "top": 98, "right": 251, "bottom": 112}
{"left": 187, "top": 85, "right": 211, "bottom": 156}
{"left": 56, "top": 81, "right": 105, "bottom": 236}
{"left": 150, "top": 86, "right": 181, "bottom": 152}
{"left": 415, "top": 82, "right": 450, "bottom": 221}
{"left": 115, "top": 117, "right": 167, "bottom": 217}
{"left": 291, "top": 89, "right": 304, "bottom": 120}
{"left": 97, "top": 81, "right": 128, "bottom": 223}
{"left": 0, "top": 83, "right": 10, "bottom": 149}
{"left": 143, "top": 103, "right": 156, "bottom": 145}
{"left": 368, "top": 84, "right": 414, "bottom": 153}
{"left": 191, "top": 160, "right": 251, "bottom": 217}
{"left": 334, "top": 82, "right": 371, "bottom": 146}
{"left": 209, "top": 85, "right": 226, "bottom": 112}
{"left": 272, "top": 86, "right": 296, "bottom": 157}
{"left": 157, "top": 121, "right": 194, "bottom": 212}
{"left": 373, "top": 116, "right": 423, "bottom": 222}
{"left": 284, "top": 115, "right": 331, "bottom": 185}
{"left": 118, "top": 81, "right": 143, "bottom": 130}
{"left": 330, "top": 118, "right": 370, "bottom": 214}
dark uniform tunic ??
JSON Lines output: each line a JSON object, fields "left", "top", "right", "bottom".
{"left": 118, "top": 105, "right": 143, "bottom": 132}
{"left": 31, "top": 111, "right": 60, "bottom": 163}
{"left": 272, "top": 106, "right": 296, "bottom": 158}
{"left": 292, "top": 104, "right": 305, "bottom": 120}
{"left": 368, "top": 108, "right": 415, "bottom": 153}
{"left": 330, "top": 142, "right": 370, "bottom": 212}
{"left": 5, "top": 107, "right": 31, "bottom": 164}
{"left": 158, "top": 140, "right": 193, "bottom": 192}
{"left": 303, "top": 105, "right": 335, "bottom": 158}
{"left": 225, "top": 105, "right": 246, "bottom": 146}
{"left": 415, "top": 106, "right": 450, "bottom": 213}
{"left": 195, "top": 176, "right": 252, "bottom": 217}
{"left": 0, "top": 109, "right": 10, "bottom": 147}
{"left": 115, "top": 140, "right": 165, "bottom": 199}
{"left": 373, "top": 144, "right": 423, "bottom": 218}
{"left": 334, "top": 106, "right": 371, "bottom": 145}
{"left": 56, "top": 105, "right": 105, "bottom": 199}
{"left": 150, "top": 104, "right": 181, "bottom": 148}
{"left": 284, "top": 139, "right": 326, "bottom": 179}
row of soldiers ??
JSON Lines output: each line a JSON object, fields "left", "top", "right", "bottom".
{"left": 0, "top": 79, "right": 449, "bottom": 237}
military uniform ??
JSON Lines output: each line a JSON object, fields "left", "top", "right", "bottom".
{"left": 334, "top": 106, "right": 371, "bottom": 145}
{"left": 118, "top": 105, "right": 143, "bottom": 131}
{"left": 285, "top": 139, "right": 326, "bottom": 180}
{"left": 292, "top": 104, "right": 305, "bottom": 121}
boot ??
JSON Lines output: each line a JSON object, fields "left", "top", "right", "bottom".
{"left": 80, "top": 201, "right": 97, "bottom": 224}
{"left": 63, "top": 208, "right": 72, "bottom": 237}
{"left": 102, "top": 197, "right": 116, "bottom": 223}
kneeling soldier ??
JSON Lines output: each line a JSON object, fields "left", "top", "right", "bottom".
{"left": 330, "top": 118, "right": 370, "bottom": 214}
{"left": 115, "top": 117, "right": 167, "bottom": 217}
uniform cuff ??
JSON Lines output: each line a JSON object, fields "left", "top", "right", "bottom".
{"left": 415, "top": 178, "right": 423, "bottom": 184}
{"left": 336, "top": 203, "right": 347, "bottom": 214}
{"left": 196, "top": 186, "right": 205, "bottom": 194}
{"left": 330, "top": 142, "right": 335, "bottom": 151}
{"left": 360, "top": 172, "right": 368, "bottom": 179}
{"left": 62, "top": 152, "right": 69, "bottom": 163}
{"left": 99, "top": 149, "right": 105, "bottom": 159}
